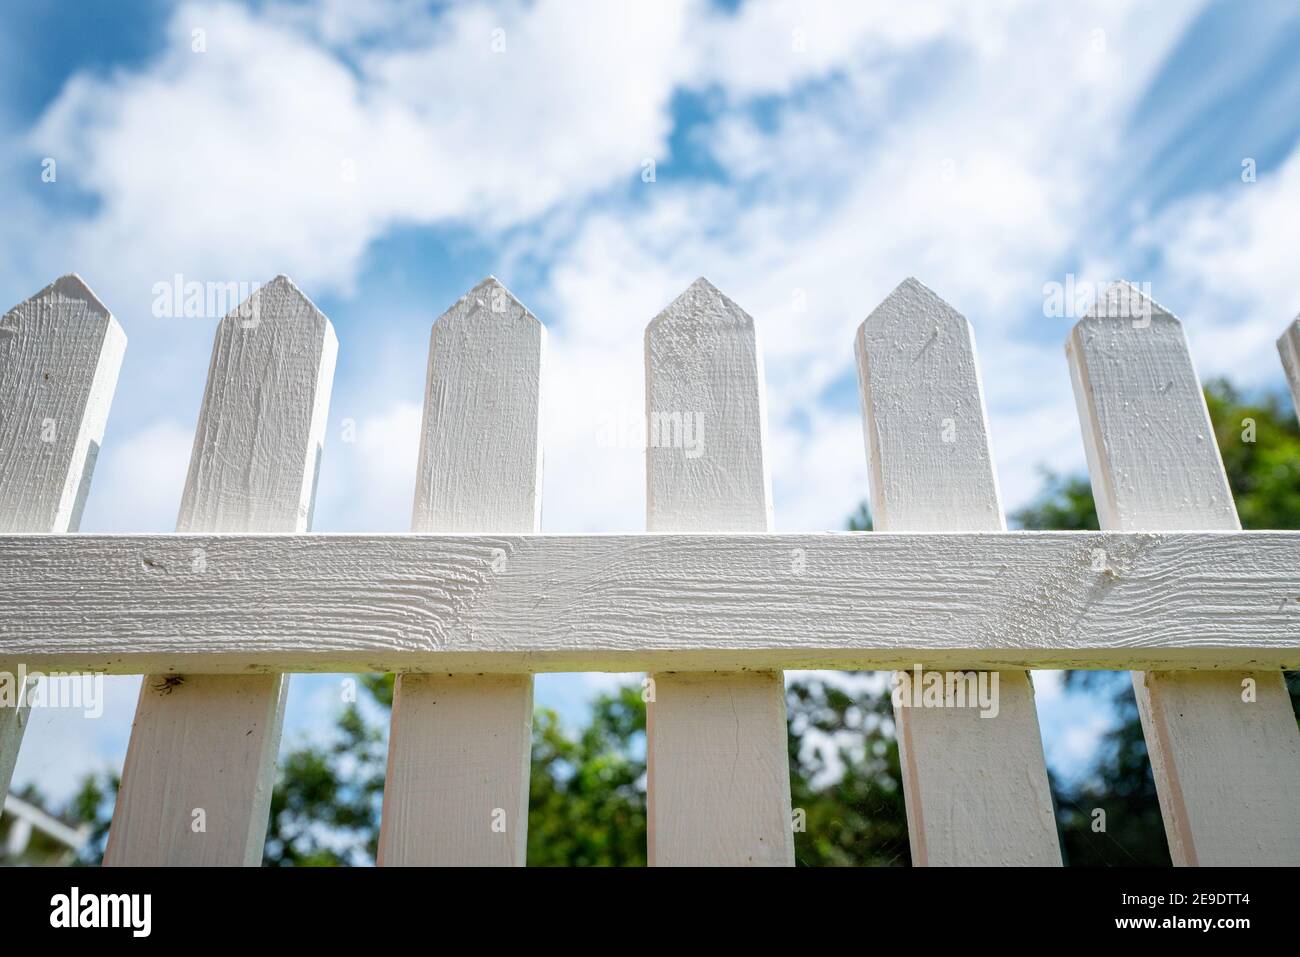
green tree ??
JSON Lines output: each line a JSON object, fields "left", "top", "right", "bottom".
{"left": 528, "top": 686, "right": 647, "bottom": 866}
{"left": 788, "top": 674, "right": 909, "bottom": 866}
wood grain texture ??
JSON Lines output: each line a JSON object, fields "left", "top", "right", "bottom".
{"left": 0, "top": 274, "right": 125, "bottom": 803}
{"left": 857, "top": 278, "right": 1060, "bottom": 866}
{"left": 105, "top": 275, "right": 337, "bottom": 867}
{"left": 1280, "top": 316, "right": 1300, "bottom": 421}
{"left": 380, "top": 277, "right": 542, "bottom": 867}
{"left": 176, "top": 276, "right": 337, "bottom": 534}
{"left": 1068, "top": 281, "right": 1300, "bottom": 866}
{"left": 1132, "top": 670, "right": 1300, "bottom": 865}
{"left": 645, "top": 278, "right": 792, "bottom": 867}
{"left": 109, "top": 674, "right": 287, "bottom": 866}
{"left": 645, "top": 278, "right": 773, "bottom": 532}
{"left": 647, "top": 671, "right": 790, "bottom": 866}
{"left": 855, "top": 278, "right": 1003, "bottom": 534}
{"left": 1, "top": 530, "right": 1297, "bottom": 675}
{"left": 0, "top": 531, "right": 1297, "bottom": 674}
{"left": 411, "top": 277, "right": 544, "bottom": 534}
{"left": 0, "top": 275, "right": 125, "bottom": 534}
{"left": 1067, "top": 285, "right": 1236, "bottom": 531}
{"left": 380, "top": 674, "right": 533, "bottom": 866}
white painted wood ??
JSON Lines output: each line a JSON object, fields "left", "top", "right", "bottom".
{"left": 108, "top": 674, "right": 288, "bottom": 866}
{"left": 380, "top": 674, "right": 533, "bottom": 866}
{"left": 1068, "top": 281, "right": 1300, "bottom": 865}
{"left": 380, "top": 277, "right": 543, "bottom": 867}
{"left": 1279, "top": 316, "right": 1300, "bottom": 420}
{"left": 645, "top": 279, "right": 789, "bottom": 867}
{"left": 856, "top": 277, "right": 1059, "bottom": 866}
{"left": 0, "top": 531, "right": 1297, "bottom": 675}
{"left": 0, "top": 275, "right": 126, "bottom": 535}
{"left": 104, "top": 275, "right": 337, "bottom": 867}
{"left": 647, "top": 670, "right": 790, "bottom": 866}
{"left": 0, "top": 698, "right": 26, "bottom": 809}
{"left": 645, "top": 278, "right": 773, "bottom": 532}
{"left": 1132, "top": 669, "right": 1300, "bottom": 865}
{"left": 175, "top": 277, "right": 336, "bottom": 535}
{"left": 0, "top": 275, "right": 125, "bottom": 803}
{"left": 410, "top": 277, "right": 544, "bottom": 535}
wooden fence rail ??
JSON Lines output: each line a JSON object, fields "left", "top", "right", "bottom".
{"left": 1, "top": 273, "right": 1298, "bottom": 866}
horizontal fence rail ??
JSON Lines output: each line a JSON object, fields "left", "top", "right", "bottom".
{"left": 1, "top": 530, "right": 1298, "bottom": 674}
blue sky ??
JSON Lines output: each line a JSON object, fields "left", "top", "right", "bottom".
{"left": 4, "top": 0, "right": 1300, "bottom": 804}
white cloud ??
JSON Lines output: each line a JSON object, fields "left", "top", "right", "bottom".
{"left": 81, "top": 419, "right": 193, "bottom": 532}
{"left": 1132, "top": 148, "right": 1300, "bottom": 386}
{"left": 692, "top": 0, "right": 965, "bottom": 99}
{"left": 315, "top": 399, "right": 422, "bottom": 532}
{"left": 1060, "top": 713, "right": 1112, "bottom": 766}
{"left": 24, "top": 0, "right": 694, "bottom": 305}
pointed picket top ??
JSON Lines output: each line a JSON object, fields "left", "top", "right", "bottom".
{"left": 645, "top": 277, "right": 771, "bottom": 533}
{"left": 854, "top": 277, "right": 1002, "bottom": 532}
{"left": 177, "top": 274, "right": 337, "bottom": 534}
{"left": 431, "top": 275, "right": 544, "bottom": 340}
{"left": 5, "top": 273, "right": 113, "bottom": 324}
{"left": 1082, "top": 279, "right": 1176, "bottom": 326}
{"left": 0, "top": 273, "right": 115, "bottom": 340}
{"left": 209, "top": 273, "right": 330, "bottom": 338}
{"left": 857, "top": 276, "right": 973, "bottom": 340}
{"left": 0, "top": 274, "right": 126, "bottom": 534}
{"left": 645, "top": 276, "right": 754, "bottom": 338}
{"left": 1066, "top": 283, "right": 1236, "bottom": 531}
{"left": 1278, "top": 315, "right": 1300, "bottom": 421}
{"left": 107, "top": 272, "right": 337, "bottom": 866}
{"left": 853, "top": 276, "right": 1060, "bottom": 865}
{"left": 413, "top": 276, "right": 544, "bottom": 534}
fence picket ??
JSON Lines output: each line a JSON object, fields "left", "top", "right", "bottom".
{"left": 855, "top": 278, "right": 1060, "bottom": 865}
{"left": 0, "top": 275, "right": 125, "bottom": 802}
{"left": 377, "top": 277, "right": 542, "bottom": 867}
{"left": 644, "top": 278, "right": 793, "bottom": 867}
{"left": 1067, "top": 282, "right": 1300, "bottom": 865}
{"left": 103, "top": 276, "right": 336, "bottom": 866}
{"left": 1280, "top": 317, "right": 1300, "bottom": 417}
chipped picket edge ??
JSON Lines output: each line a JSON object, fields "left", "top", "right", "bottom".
{"left": 0, "top": 531, "right": 1297, "bottom": 674}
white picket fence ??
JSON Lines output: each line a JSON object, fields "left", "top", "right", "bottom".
{"left": 1, "top": 272, "right": 1298, "bottom": 867}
